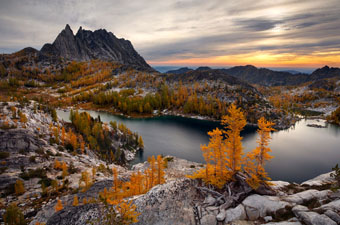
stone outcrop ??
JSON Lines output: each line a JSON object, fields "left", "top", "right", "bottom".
{"left": 293, "top": 210, "right": 337, "bottom": 225}
{"left": 46, "top": 204, "right": 101, "bottom": 225}
{"left": 0, "top": 129, "right": 44, "bottom": 153}
{"left": 133, "top": 178, "right": 198, "bottom": 225}
{"left": 242, "top": 194, "right": 290, "bottom": 220}
{"left": 283, "top": 189, "right": 331, "bottom": 204}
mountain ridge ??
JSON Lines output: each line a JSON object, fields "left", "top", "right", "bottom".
{"left": 38, "top": 24, "right": 152, "bottom": 70}
{"left": 166, "top": 65, "right": 340, "bottom": 86}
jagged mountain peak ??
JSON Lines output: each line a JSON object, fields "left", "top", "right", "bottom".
{"left": 65, "top": 24, "right": 72, "bottom": 31}
{"left": 39, "top": 24, "right": 152, "bottom": 70}
{"left": 59, "top": 24, "right": 74, "bottom": 38}
{"left": 65, "top": 24, "right": 72, "bottom": 32}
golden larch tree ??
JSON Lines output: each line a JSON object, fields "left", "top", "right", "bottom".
{"left": 113, "top": 167, "right": 119, "bottom": 194}
{"left": 70, "top": 132, "right": 78, "bottom": 151}
{"left": 61, "top": 127, "right": 66, "bottom": 145}
{"left": 72, "top": 195, "right": 79, "bottom": 206}
{"left": 62, "top": 162, "right": 68, "bottom": 178}
{"left": 15, "top": 179, "right": 25, "bottom": 195}
{"left": 188, "top": 103, "right": 247, "bottom": 188}
{"left": 116, "top": 200, "right": 141, "bottom": 224}
{"left": 53, "top": 127, "right": 59, "bottom": 144}
{"left": 79, "top": 135, "right": 85, "bottom": 154}
{"left": 54, "top": 159, "right": 61, "bottom": 170}
{"left": 19, "top": 112, "right": 28, "bottom": 124}
{"left": 156, "top": 155, "right": 165, "bottom": 185}
{"left": 245, "top": 117, "right": 275, "bottom": 188}
{"left": 222, "top": 103, "right": 246, "bottom": 175}
{"left": 147, "top": 156, "right": 156, "bottom": 188}
{"left": 79, "top": 171, "right": 91, "bottom": 191}
{"left": 188, "top": 128, "right": 228, "bottom": 188}
{"left": 55, "top": 199, "right": 63, "bottom": 212}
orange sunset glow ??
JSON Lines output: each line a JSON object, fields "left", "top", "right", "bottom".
{"left": 149, "top": 51, "right": 340, "bottom": 68}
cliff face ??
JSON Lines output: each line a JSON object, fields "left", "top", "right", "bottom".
{"left": 40, "top": 24, "right": 151, "bottom": 70}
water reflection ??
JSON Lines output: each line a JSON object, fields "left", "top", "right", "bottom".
{"left": 57, "top": 110, "right": 340, "bottom": 183}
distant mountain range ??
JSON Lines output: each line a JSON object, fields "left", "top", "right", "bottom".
{"left": 165, "top": 68, "right": 256, "bottom": 91}
{"left": 166, "top": 65, "right": 340, "bottom": 86}
{"left": 166, "top": 67, "right": 193, "bottom": 74}
{"left": 280, "top": 70, "right": 302, "bottom": 75}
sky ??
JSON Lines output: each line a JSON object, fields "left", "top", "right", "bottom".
{"left": 0, "top": 0, "right": 340, "bottom": 68}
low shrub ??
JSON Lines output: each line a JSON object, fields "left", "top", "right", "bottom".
{"left": 29, "top": 156, "right": 36, "bottom": 163}
{"left": 0, "top": 151, "right": 9, "bottom": 159}
{"left": 19, "top": 168, "right": 47, "bottom": 180}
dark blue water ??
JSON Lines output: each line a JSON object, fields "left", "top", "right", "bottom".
{"left": 57, "top": 109, "right": 340, "bottom": 183}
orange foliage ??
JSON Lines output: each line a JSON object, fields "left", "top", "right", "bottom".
{"left": 98, "top": 157, "right": 167, "bottom": 225}
{"left": 222, "top": 104, "right": 247, "bottom": 175}
{"left": 245, "top": 117, "right": 275, "bottom": 188}
{"left": 54, "top": 159, "right": 62, "bottom": 170}
{"left": 100, "top": 155, "right": 165, "bottom": 205}
{"left": 55, "top": 199, "right": 63, "bottom": 212}
{"left": 79, "top": 135, "right": 85, "bottom": 154}
{"left": 189, "top": 104, "right": 275, "bottom": 189}
{"left": 116, "top": 200, "right": 140, "bottom": 224}
{"left": 62, "top": 161, "right": 68, "bottom": 178}
{"left": 188, "top": 128, "right": 229, "bottom": 188}
{"left": 69, "top": 130, "right": 78, "bottom": 150}
{"left": 156, "top": 155, "right": 165, "bottom": 185}
{"left": 61, "top": 127, "right": 66, "bottom": 145}
{"left": 79, "top": 171, "right": 91, "bottom": 191}
{"left": 72, "top": 195, "right": 79, "bottom": 206}
{"left": 15, "top": 179, "right": 25, "bottom": 195}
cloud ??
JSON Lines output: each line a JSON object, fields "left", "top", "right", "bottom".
{"left": 233, "top": 18, "right": 283, "bottom": 31}
{"left": 0, "top": 0, "right": 339, "bottom": 67}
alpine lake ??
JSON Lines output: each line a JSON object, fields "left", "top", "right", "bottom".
{"left": 57, "top": 109, "right": 340, "bottom": 183}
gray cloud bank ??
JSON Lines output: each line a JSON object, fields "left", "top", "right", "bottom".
{"left": 0, "top": 0, "right": 339, "bottom": 63}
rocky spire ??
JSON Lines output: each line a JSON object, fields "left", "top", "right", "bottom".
{"left": 39, "top": 24, "right": 152, "bottom": 70}
{"left": 65, "top": 24, "right": 72, "bottom": 33}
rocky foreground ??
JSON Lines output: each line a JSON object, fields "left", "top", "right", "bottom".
{"left": 30, "top": 160, "right": 340, "bottom": 225}
{"left": 0, "top": 101, "right": 340, "bottom": 225}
